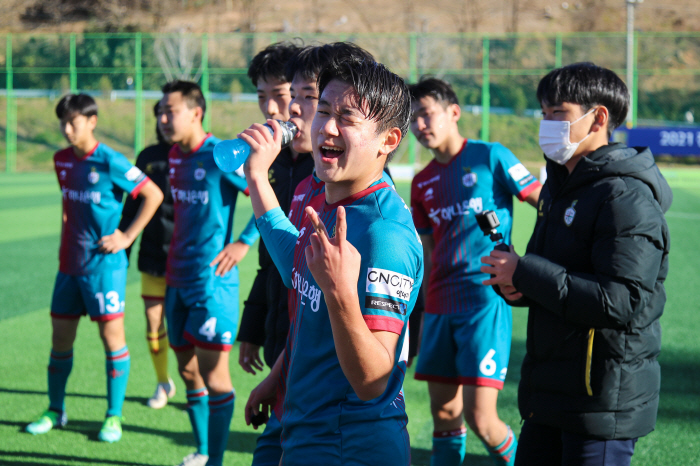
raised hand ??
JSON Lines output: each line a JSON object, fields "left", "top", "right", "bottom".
{"left": 240, "top": 119, "right": 283, "bottom": 180}
{"left": 303, "top": 206, "right": 361, "bottom": 298}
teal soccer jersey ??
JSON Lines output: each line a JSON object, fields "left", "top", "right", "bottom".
{"left": 410, "top": 139, "right": 540, "bottom": 314}
{"left": 166, "top": 134, "right": 249, "bottom": 288}
{"left": 257, "top": 179, "right": 423, "bottom": 465}
{"left": 54, "top": 143, "right": 149, "bottom": 276}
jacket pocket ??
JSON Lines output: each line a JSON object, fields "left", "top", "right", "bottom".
{"left": 585, "top": 328, "right": 595, "bottom": 396}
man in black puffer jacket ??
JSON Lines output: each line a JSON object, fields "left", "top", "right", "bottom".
{"left": 481, "top": 63, "right": 672, "bottom": 466}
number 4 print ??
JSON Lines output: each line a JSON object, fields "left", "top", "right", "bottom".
{"left": 199, "top": 317, "right": 217, "bottom": 341}
{"left": 479, "top": 349, "right": 497, "bottom": 376}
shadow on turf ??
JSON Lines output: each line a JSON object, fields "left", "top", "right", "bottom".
{"left": 0, "top": 449, "right": 168, "bottom": 466}
{"left": 0, "top": 387, "right": 150, "bottom": 404}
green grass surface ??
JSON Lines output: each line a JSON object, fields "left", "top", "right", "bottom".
{"left": 0, "top": 171, "right": 699, "bottom": 465}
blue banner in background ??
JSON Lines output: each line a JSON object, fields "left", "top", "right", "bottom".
{"left": 614, "top": 127, "right": 700, "bottom": 156}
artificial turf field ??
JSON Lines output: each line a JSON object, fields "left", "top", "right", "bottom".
{"left": 0, "top": 170, "right": 698, "bottom": 466}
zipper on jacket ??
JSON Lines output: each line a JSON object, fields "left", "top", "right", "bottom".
{"left": 585, "top": 328, "right": 595, "bottom": 396}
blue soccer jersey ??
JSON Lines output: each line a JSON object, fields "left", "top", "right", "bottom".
{"left": 166, "top": 134, "right": 249, "bottom": 288}
{"left": 410, "top": 139, "right": 540, "bottom": 315}
{"left": 54, "top": 143, "right": 149, "bottom": 276}
{"left": 257, "top": 179, "right": 423, "bottom": 464}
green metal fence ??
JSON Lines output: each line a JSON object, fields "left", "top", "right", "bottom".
{"left": 2, "top": 31, "right": 700, "bottom": 172}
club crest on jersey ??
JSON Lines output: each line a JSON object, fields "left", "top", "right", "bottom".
{"left": 462, "top": 167, "right": 477, "bottom": 188}
{"left": 145, "top": 163, "right": 154, "bottom": 174}
{"left": 194, "top": 162, "right": 206, "bottom": 181}
{"left": 88, "top": 167, "right": 99, "bottom": 184}
{"left": 424, "top": 187, "right": 434, "bottom": 201}
{"left": 366, "top": 267, "right": 413, "bottom": 302}
{"left": 169, "top": 167, "right": 176, "bottom": 178}
{"left": 59, "top": 170, "right": 67, "bottom": 180}
{"left": 564, "top": 200, "right": 577, "bottom": 226}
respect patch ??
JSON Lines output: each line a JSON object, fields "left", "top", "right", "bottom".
{"left": 364, "top": 296, "right": 407, "bottom": 315}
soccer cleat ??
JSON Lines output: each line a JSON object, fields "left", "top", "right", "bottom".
{"left": 25, "top": 410, "right": 67, "bottom": 435}
{"left": 97, "top": 415, "right": 122, "bottom": 443}
{"left": 148, "top": 377, "right": 177, "bottom": 409}
{"left": 176, "top": 452, "right": 209, "bottom": 466}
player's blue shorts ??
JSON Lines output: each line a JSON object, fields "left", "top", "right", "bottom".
{"left": 252, "top": 411, "right": 283, "bottom": 466}
{"left": 415, "top": 299, "right": 512, "bottom": 389}
{"left": 281, "top": 416, "right": 410, "bottom": 466}
{"left": 165, "top": 268, "right": 239, "bottom": 352}
{"left": 51, "top": 269, "right": 127, "bottom": 322}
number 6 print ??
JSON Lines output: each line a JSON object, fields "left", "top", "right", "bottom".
{"left": 479, "top": 349, "right": 497, "bottom": 376}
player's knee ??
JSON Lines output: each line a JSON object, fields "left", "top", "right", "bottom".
{"left": 430, "top": 400, "right": 461, "bottom": 422}
{"left": 463, "top": 408, "right": 496, "bottom": 440}
{"left": 199, "top": 369, "right": 232, "bottom": 395}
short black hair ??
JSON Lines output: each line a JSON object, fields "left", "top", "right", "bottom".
{"left": 318, "top": 57, "right": 410, "bottom": 162}
{"left": 409, "top": 77, "right": 459, "bottom": 107}
{"left": 537, "top": 62, "right": 629, "bottom": 136}
{"left": 161, "top": 80, "right": 206, "bottom": 120}
{"left": 285, "top": 42, "right": 374, "bottom": 84}
{"left": 248, "top": 41, "right": 301, "bottom": 87}
{"left": 55, "top": 93, "right": 98, "bottom": 119}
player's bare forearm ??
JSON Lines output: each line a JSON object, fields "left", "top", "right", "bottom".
{"left": 100, "top": 180, "right": 163, "bottom": 253}
{"left": 122, "top": 180, "right": 163, "bottom": 244}
{"left": 524, "top": 185, "right": 542, "bottom": 207}
{"left": 324, "top": 291, "right": 399, "bottom": 401}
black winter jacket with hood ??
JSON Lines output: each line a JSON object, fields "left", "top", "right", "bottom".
{"left": 511, "top": 143, "right": 672, "bottom": 440}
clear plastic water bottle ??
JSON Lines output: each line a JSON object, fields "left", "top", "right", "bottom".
{"left": 213, "top": 120, "right": 298, "bottom": 173}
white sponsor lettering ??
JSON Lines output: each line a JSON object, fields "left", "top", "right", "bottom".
{"left": 170, "top": 186, "right": 209, "bottom": 205}
{"left": 427, "top": 197, "right": 483, "bottom": 226}
{"left": 56, "top": 161, "right": 73, "bottom": 168}
{"left": 61, "top": 187, "right": 101, "bottom": 204}
{"left": 366, "top": 267, "right": 413, "bottom": 302}
{"left": 125, "top": 166, "right": 143, "bottom": 182}
{"left": 296, "top": 227, "right": 306, "bottom": 244}
{"left": 292, "top": 267, "right": 322, "bottom": 312}
{"left": 169, "top": 158, "right": 182, "bottom": 165}
{"left": 507, "top": 163, "right": 530, "bottom": 181}
{"left": 292, "top": 193, "right": 305, "bottom": 203}
{"left": 417, "top": 175, "right": 440, "bottom": 189}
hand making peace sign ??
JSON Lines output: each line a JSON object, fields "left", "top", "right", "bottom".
{"left": 304, "top": 205, "right": 361, "bottom": 299}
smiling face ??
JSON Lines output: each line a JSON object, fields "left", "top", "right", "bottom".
{"left": 158, "top": 91, "right": 202, "bottom": 145}
{"left": 289, "top": 74, "right": 319, "bottom": 154}
{"left": 311, "top": 79, "right": 400, "bottom": 196}
{"left": 410, "top": 96, "right": 459, "bottom": 151}
{"left": 256, "top": 77, "right": 292, "bottom": 121}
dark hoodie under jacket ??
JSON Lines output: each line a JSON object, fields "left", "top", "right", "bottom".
{"left": 511, "top": 143, "right": 672, "bottom": 440}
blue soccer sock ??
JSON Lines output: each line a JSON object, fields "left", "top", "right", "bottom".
{"left": 186, "top": 388, "right": 209, "bottom": 456}
{"left": 484, "top": 425, "right": 517, "bottom": 466}
{"left": 105, "top": 346, "right": 130, "bottom": 417}
{"left": 206, "top": 390, "right": 235, "bottom": 466}
{"left": 432, "top": 426, "right": 467, "bottom": 466}
{"left": 48, "top": 348, "right": 74, "bottom": 413}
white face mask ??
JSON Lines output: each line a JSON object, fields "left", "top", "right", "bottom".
{"left": 539, "top": 108, "right": 596, "bottom": 165}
